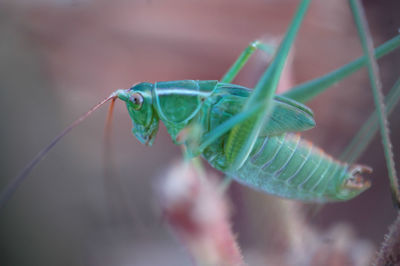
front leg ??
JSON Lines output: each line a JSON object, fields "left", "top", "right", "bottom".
{"left": 177, "top": 122, "right": 205, "bottom": 159}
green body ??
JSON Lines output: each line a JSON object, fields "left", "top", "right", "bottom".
{"left": 116, "top": 80, "right": 369, "bottom": 202}
{"left": 1, "top": 0, "right": 400, "bottom": 210}
{"left": 112, "top": 0, "right": 399, "bottom": 205}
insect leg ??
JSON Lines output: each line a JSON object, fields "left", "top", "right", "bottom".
{"left": 340, "top": 77, "right": 400, "bottom": 164}
{"left": 282, "top": 34, "right": 400, "bottom": 103}
{"left": 221, "top": 41, "right": 275, "bottom": 83}
{"left": 349, "top": 0, "right": 399, "bottom": 207}
{"left": 224, "top": 0, "right": 311, "bottom": 170}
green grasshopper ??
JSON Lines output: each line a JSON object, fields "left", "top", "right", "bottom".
{"left": 110, "top": 0, "right": 400, "bottom": 203}
{"left": 114, "top": 79, "right": 367, "bottom": 202}
{"left": 1, "top": 0, "right": 400, "bottom": 207}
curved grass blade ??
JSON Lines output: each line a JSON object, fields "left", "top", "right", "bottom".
{"left": 283, "top": 34, "right": 400, "bottom": 103}
{"left": 340, "top": 77, "right": 400, "bottom": 164}
{"left": 349, "top": 0, "right": 399, "bottom": 207}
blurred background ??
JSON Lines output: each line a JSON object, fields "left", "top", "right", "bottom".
{"left": 0, "top": 0, "right": 399, "bottom": 265}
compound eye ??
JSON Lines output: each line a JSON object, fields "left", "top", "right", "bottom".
{"left": 130, "top": 93, "right": 143, "bottom": 110}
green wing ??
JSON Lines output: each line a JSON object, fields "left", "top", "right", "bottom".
{"left": 263, "top": 94, "right": 315, "bottom": 136}
{"left": 210, "top": 86, "right": 315, "bottom": 136}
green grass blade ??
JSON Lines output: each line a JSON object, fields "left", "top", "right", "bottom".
{"left": 282, "top": 34, "right": 400, "bottom": 103}
{"left": 340, "top": 77, "right": 400, "bottom": 163}
{"left": 230, "top": 0, "right": 311, "bottom": 169}
{"left": 349, "top": 0, "right": 399, "bottom": 207}
{"left": 198, "top": 103, "right": 261, "bottom": 152}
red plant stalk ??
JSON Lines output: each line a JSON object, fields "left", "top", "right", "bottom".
{"left": 157, "top": 161, "right": 245, "bottom": 266}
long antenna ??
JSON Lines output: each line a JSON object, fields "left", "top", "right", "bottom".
{"left": 0, "top": 92, "right": 118, "bottom": 209}
{"left": 103, "top": 97, "right": 117, "bottom": 180}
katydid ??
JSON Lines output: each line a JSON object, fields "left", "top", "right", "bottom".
{"left": 1, "top": 0, "right": 400, "bottom": 207}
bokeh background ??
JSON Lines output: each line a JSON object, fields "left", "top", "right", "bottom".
{"left": 0, "top": 0, "right": 399, "bottom": 265}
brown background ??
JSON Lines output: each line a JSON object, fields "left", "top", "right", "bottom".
{"left": 0, "top": 0, "right": 400, "bottom": 265}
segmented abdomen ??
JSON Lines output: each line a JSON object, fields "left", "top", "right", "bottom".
{"left": 220, "top": 133, "right": 368, "bottom": 202}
